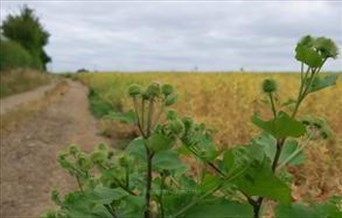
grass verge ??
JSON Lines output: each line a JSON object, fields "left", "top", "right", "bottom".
{"left": 0, "top": 69, "right": 50, "bottom": 99}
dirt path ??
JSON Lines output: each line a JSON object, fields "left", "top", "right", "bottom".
{"left": 0, "top": 80, "right": 110, "bottom": 217}
{"left": 0, "top": 83, "right": 57, "bottom": 116}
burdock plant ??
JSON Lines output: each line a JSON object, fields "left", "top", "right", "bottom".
{"left": 46, "top": 35, "right": 341, "bottom": 218}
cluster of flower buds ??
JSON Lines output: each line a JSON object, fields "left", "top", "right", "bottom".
{"left": 128, "top": 83, "right": 177, "bottom": 106}
{"left": 90, "top": 143, "right": 114, "bottom": 165}
{"left": 302, "top": 116, "right": 333, "bottom": 139}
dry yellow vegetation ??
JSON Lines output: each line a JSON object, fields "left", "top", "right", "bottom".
{"left": 78, "top": 72, "right": 342, "bottom": 200}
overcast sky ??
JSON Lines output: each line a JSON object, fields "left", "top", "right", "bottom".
{"left": 1, "top": 1, "right": 341, "bottom": 72}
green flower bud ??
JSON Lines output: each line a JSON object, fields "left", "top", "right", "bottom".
{"left": 161, "top": 84, "right": 174, "bottom": 96}
{"left": 166, "top": 109, "right": 178, "bottom": 120}
{"left": 313, "top": 120, "right": 324, "bottom": 129}
{"left": 108, "top": 150, "right": 114, "bottom": 159}
{"left": 170, "top": 118, "right": 185, "bottom": 136}
{"left": 51, "top": 190, "right": 61, "bottom": 205}
{"left": 57, "top": 153, "right": 71, "bottom": 169}
{"left": 182, "top": 117, "right": 193, "bottom": 131}
{"left": 118, "top": 155, "right": 128, "bottom": 167}
{"left": 165, "top": 94, "right": 177, "bottom": 106}
{"left": 97, "top": 143, "right": 108, "bottom": 151}
{"left": 144, "top": 83, "right": 161, "bottom": 99}
{"left": 68, "top": 144, "right": 80, "bottom": 156}
{"left": 262, "top": 79, "right": 277, "bottom": 93}
{"left": 90, "top": 150, "right": 107, "bottom": 163}
{"left": 77, "top": 153, "right": 93, "bottom": 170}
{"left": 128, "top": 84, "right": 143, "bottom": 97}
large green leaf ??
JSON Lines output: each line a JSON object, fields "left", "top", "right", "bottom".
{"left": 120, "top": 195, "right": 145, "bottom": 217}
{"left": 63, "top": 192, "right": 113, "bottom": 218}
{"left": 295, "top": 44, "right": 323, "bottom": 68}
{"left": 89, "top": 186, "right": 128, "bottom": 204}
{"left": 125, "top": 137, "right": 146, "bottom": 161}
{"left": 222, "top": 145, "right": 259, "bottom": 178}
{"left": 252, "top": 133, "right": 305, "bottom": 166}
{"left": 308, "top": 74, "right": 338, "bottom": 93}
{"left": 235, "top": 157, "right": 291, "bottom": 204}
{"left": 147, "top": 133, "right": 174, "bottom": 153}
{"left": 221, "top": 143, "right": 291, "bottom": 203}
{"left": 183, "top": 200, "right": 253, "bottom": 218}
{"left": 275, "top": 201, "right": 342, "bottom": 218}
{"left": 200, "top": 173, "right": 222, "bottom": 193}
{"left": 275, "top": 203, "right": 317, "bottom": 218}
{"left": 153, "top": 150, "right": 189, "bottom": 173}
{"left": 279, "top": 140, "right": 305, "bottom": 165}
{"left": 252, "top": 112, "right": 306, "bottom": 139}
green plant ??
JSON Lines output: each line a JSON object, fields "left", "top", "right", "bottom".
{"left": 46, "top": 35, "right": 341, "bottom": 218}
{"left": 1, "top": 4, "right": 51, "bottom": 70}
{"left": 0, "top": 38, "right": 41, "bottom": 70}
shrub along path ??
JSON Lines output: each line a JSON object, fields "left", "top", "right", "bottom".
{"left": 0, "top": 80, "right": 110, "bottom": 217}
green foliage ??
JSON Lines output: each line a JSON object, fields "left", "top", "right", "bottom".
{"left": 0, "top": 69, "right": 49, "bottom": 98}
{"left": 262, "top": 79, "right": 277, "bottom": 93}
{"left": 253, "top": 133, "right": 305, "bottom": 166}
{"left": 252, "top": 111, "right": 306, "bottom": 139}
{"left": 295, "top": 35, "right": 338, "bottom": 68}
{"left": 0, "top": 39, "right": 41, "bottom": 70}
{"left": 88, "top": 88, "right": 121, "bottom": 118}
{"left": 47, "top": 36, "right": 341, "bottom": 218}
{"left": 275, "top": 198, "right": 342, "bottom": 218}
{"left": 307, "top": 74, "right": 338, "bottom": 93}
{"left": 1, "top": 5, "right": 51, "bottom": 70}
{"left": 183, "top": 200, "right": 253, "bottom": 218}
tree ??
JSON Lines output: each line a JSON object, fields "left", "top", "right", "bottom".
{"left": 1, "top": 5, "right": 51, "bottom": 70}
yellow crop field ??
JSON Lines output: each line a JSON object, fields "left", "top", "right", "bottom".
{"left": 78, "top": 72, "right": 342, "bottom": 200}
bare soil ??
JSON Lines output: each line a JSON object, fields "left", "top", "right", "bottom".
{"left": 0, "top": 80, "right": 110, "bottom": 217}
{"left": 0, "top": 83, "right": 56, "bottom": 116}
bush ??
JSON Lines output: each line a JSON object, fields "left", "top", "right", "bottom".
{"left": 0, "top": 39, "right": 42, "bottom": 70}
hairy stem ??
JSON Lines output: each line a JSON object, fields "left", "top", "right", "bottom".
{"left": 125, "top": 165, "right": 129, "bottom": 189}
{"left": 159, "top": 174, "right": 166, "bottom": 218}
{"left": 144, "top": 148, "right": 153, "bottom": 218}
{"left": 76, "top": 175, "right": 83, "bottom": 192}
{"left": 147, "top": 99, "right": 154, "bottom": 136}
{"left": 268, "top": 93, "right": 277, "bottom": 118}
{"left": 133, "top": 97, "right": 145, "bottom": 137}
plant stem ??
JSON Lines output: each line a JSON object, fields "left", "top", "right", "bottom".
{"left": 147, "top": 99, "right": 154, "bottom": 136}
{"left": 76, "top": 175, "right": 83, "bottom": 192}
{"left": 277, "top": 132, "right": 312, "bottom": 170}
{"left": 159, "top": 174, "right": 166, "bottom": 218}
{"left": 268, "top": 93, "right": 277, "bottom": 118}
{"left": 104, "top": 204, "right": 117, "bottom": 218}
{"left": 125, "top": 165, "right": 129, "bottom": 189}
{"left": 172, "top": 181, "right": 224, "bottom": 217}
{"left": 133, "top": 97, "right": 145, "bottom": 137}
{"left": 144, "top": 148, "right": 153, "bottom": 218}
{"left": 144, "top": 102, "right": 155, "bottom": 218}
{"left": 272, "top": 138, "right": 285, "bottom": 171}
{"left": 141, "top": 99, "right": 146, "bottom": 135}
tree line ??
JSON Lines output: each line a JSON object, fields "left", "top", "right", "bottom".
{"left": 0, "top": 5, "right": 51, "bottom": 71}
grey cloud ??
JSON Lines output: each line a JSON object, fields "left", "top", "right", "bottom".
{"left": 1, "top": 1, "right": 341, "bottom": 72}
